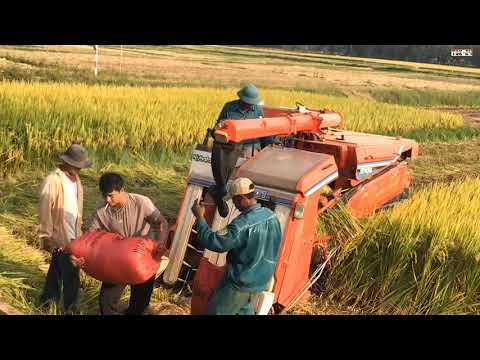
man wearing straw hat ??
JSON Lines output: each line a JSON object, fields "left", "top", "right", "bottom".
{"left": 191, "top": 177, "right": 282, "bottom": 315}
{"left": 215, "top": 84, "right": 275, "bottom": 158}
{"left": 38, "top": 144, "right": 92, "bottom": 315}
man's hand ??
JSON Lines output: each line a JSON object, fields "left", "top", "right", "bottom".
{"left": 41, "top": 238, "right": 55, "bottom": 253}
{"left": 158, "top": 223, "right": 168, "bottom": 243}
{"left": 70, "top": 255, "right": 85, "bottom": 268}
{"left": 191, "top": 199, "right": 205, "bottom": 219}
{"left": 153, "top": 242, "right": 169, "bottom": 261}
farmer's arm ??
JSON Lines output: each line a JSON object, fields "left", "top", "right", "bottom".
{"left": 142, "top": 197, "right": 169, "bottom": 245}
{"left": 146, "top": 209, "right": 169, "bottom": 243}
{"left": 216, "top": 103, "right": 229, "bottom": 126}
{"left": 38, "top": 176, "right": 55, "bottom": 252}
{"left": 195, "top": 218, "right": 241, "bottom": 253}
{"left": 191, "top": 199, "right": 241, "bottom": 252}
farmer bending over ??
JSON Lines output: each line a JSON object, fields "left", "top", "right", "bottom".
{"left": 71, "top": 172, "right": 169, "bottom": 315}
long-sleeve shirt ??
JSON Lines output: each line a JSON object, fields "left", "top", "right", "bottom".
{"left": 39, "top": 168, "right": 84, "bottom": 248}
{"left": 216, "top": 100, "right": 275, "bottom": 150}
{"left": 196, "top": 204, "right": 282, "bottom": 292}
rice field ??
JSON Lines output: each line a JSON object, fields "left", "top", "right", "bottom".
{"left": 0, "top": 50, "right": 479, "bottom": 315}
{"left": 321, "top": 177, "right": 480, "bottom": 314}
{"left": 0, "top": 80, "right": 465, "bottom": 175}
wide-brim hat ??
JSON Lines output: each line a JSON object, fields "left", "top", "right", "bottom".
{"left": 58, "top": 144, "right": 92, "bottom": 169}
{"left": 237, "top": 84, "right": 262, "bottom": 105}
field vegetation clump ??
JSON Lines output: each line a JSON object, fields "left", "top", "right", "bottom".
{"left": 321, "top": 178, "right": 480, "bottom": 314}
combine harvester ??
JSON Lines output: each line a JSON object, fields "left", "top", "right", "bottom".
{"left": 162, "top": 104, "right": 419, "bottom": 315}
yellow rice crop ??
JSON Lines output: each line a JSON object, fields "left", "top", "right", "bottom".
{"left": 0, "top": 80, "right": 463, "bottom": 174}
{"left": 324, "top": 177, "right": 480, "bottom": 314}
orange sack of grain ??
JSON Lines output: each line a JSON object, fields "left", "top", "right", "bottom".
{"left": 65, "top": 231, "right": 165, "bottom": 285}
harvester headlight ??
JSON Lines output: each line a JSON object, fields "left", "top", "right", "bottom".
{"left": 294, "top": 203, "right": 305, "bottom": 219}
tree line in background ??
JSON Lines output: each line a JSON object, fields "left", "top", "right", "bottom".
{"left": 255, "top": 45, "right": 480, "bottom": 67}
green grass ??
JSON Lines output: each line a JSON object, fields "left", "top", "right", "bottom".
{"left": 1, "top": 54, "right": 50, "bottom": 67}
{"left": 1, "top": 45, "right": 479, "bottom": 314}
{"left": 400, "top": 126, "right": 480, "bottom": 143}
{"left": 0, "top": 63, "right": 170, "bottom": 87}
{"left": 140, "top": 45, "right": 480, "bottom": 78}
{"left": 371, "top": 88, "right": 480, "bottom": 107}
{"left": 157, "top": 45, "right": 480, "bottom": 82}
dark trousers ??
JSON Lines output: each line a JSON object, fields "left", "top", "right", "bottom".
{"left": 99, "top": 276, "right": 155, "bottom": 315}
{"left": 207, "top": 280, "right": 258, "bottom": 315}
{"left": 40, "top": 249, "right": 80, "bottom": 312}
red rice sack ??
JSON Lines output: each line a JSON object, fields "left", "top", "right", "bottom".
{"left": 191, "top": 257, "right": 226, "bottom": 315}
{"left": 65, "top": 231, "right": 165, "bottom": 285}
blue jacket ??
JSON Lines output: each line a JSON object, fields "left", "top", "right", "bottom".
{"left": 216, "top": 100, "right": 274, "bottom": 149}
{"left": 196, "top": 204, "right": 282, "bottom": 292}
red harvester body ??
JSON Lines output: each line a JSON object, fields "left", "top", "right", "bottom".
{"left": 162, "top": 104, "right": 418, "bottom": 314}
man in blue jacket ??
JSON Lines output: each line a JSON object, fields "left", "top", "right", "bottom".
{"left": 216, "top": 84, "right": 275, "bottom": 158}
{"left": 191, "top": 177, "right": 282, "bottom": 315}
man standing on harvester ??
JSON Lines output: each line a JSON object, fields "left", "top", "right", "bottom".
{"left": 191, "top": 177, "right": 282, "bottom": 315}
{"left": 209, "top": 84, "right": 277, "bottom": 218}
{"left": 216, "top": 84, "right": 275, "bottom": 158}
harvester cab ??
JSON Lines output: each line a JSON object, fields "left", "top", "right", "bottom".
{"left": 162, "top": 104, "right": 419, "bottom": 315}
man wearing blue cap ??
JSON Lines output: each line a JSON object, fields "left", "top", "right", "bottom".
{"left": 191, "top": 177, "right": 282, "bottom": 315}
{"left": 216, "top": 84, "right": 275, "bottom": 158}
